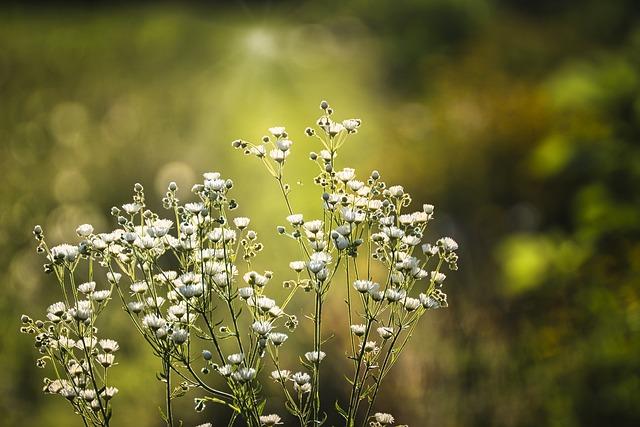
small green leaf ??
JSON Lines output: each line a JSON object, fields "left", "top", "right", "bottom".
{"left": 335, "top": 400, "right": 348, "bottom": 420}
{"left": 257, "top": 398, "right": 267, "bottom": 415}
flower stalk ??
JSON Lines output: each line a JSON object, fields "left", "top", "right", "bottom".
{"left": 22, "top": 100, "right": 458, "bottom": 427}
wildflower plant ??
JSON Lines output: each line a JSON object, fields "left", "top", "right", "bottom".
{"left": 21, "top": 225, "right": 118, "bottom": 426}
{"left": 22, "top": 101, "right": 459, "bottom": 427}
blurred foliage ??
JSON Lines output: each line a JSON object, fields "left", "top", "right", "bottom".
{"left": 1, "top": 1, "right": 639, "bottom": 426}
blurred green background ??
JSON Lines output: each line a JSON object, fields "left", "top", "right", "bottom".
{"left": 1, "top": 1, "right": 639, "bottom": 426}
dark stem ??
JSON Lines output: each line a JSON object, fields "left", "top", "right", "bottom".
{"left": 165, "top": 355, "right": 174, "bottom": 427}
{"left": 312, "top": 286, "right": 322, "bottom": 425}
{"left": 361, "top": 331, "right": 402, "bottom": 427}
{"left": 80, "top": 332, "right": 109, "bottom": 426}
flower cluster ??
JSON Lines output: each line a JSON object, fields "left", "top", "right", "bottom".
{"left": 232, "top": 100, "right": 459, "bottom": 426}
{"left": 22, "top": 101, "right": 458, "bottom": 427}
{"left": 21, "top": 226, "right": 119, "bottom": 426}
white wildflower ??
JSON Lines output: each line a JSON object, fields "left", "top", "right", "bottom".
{"left": 50, "top": 244, "right": 79, "bottom": 262}
{"left": 403, "top": 297, "right": 421, "bottom": 312}
{"left": 232, "top": 367, "right": 256, "bottom": 383}
{"left": 363, "top": 341, "right": 378, "bottom": 353}
{"left": 270, "top": 149, "right": 289, "bottom": 163}
{"left": 256, "top": 296, "right": 276, "bottom": 312}
{"left": 102, "top": 387, "right": 119, "bottom": 400}
{"left": 76, "top": 336, "right": 97, "bottom": 350}
{"left": 243, "top": 271, "right": 270, "bottom": 287}
{"left": 354, "top": 280, "right": 377, "bottom": 293}
{"left": 185, "top": 202, "right": 204, "bottom": 213}
{"left": 106, "top": 272, "right": 122, "bottom": 284}
{"left": 233, "top": 217, "right": 251, "bottom": 229}
{"left": 142, "top": 314, "right": 166, "bottom": 330}
{"left": 76, "top": 224, "right": 94, "bottom": 237}
{"left": 402, "top": 235, "right": 421, "bottom": 246}
{"left": 171, "top": 329, "right": 188, "bottom": 345}
{"left": 47, "top": 302, "right": 66, "bottom": 316}
{"left": 96, "top": 353, "right": 115, "bottom": 368}
{"left": 69, "top": 300, "right": 92, "bottom": 321}
{"left": 80, "top": 389, "right": 97, "bottom": 401}
{"left": 377, "top": 326, "right": 394, "bottom": 340}
{"left": 419, "top": 293, "right": 439, "bottom": 309}
{"left": 422, "top": 243, "right": 439, "bottom": 256}
{"left": 99, "top": 339, "right": 119, "bottom": 353}
{"left": 336, "top": 168, "right": 356, "bottom": 182}
{"left": 218, "top": 364, "right": 233, "bottom": 377}
{"left": 268, "top": 332, "right": 288, "bottom": 346}
{"left": 348, "top": 180, "right": 364, "bottom": 191}
{"left": 303, "top": 220, "right": 323, "bottom": 233}
{"left": 271, "top": 370, "right": 291, "bottom": 382}
{"left": 431, "top": 271, "right": 447, "bottom": 284}
{"left": 208, "top": 228, "right": 236, "bottom": 243}
{"left": 276, "top": 139, "right": 293, "bottom": 151}
{"left": 178, "top": 283, "right": 204, "bottom": 298}
{"left": 58, "top": 336, "right": 75, "bottom": 348}
{"left": 90, "top": 290, "right": 111, "bottom": 302}
{"left": 385, "top": 288, "right": 406, "bottom": 302}
{"left": 250, "top": 145, "right": 266, "bottom": 157}
{"left": 252, "top": 320, "right": 272, "bottom": 335}
{"left": 383, "top": 226, "right": 405, "bottom": 240}
{"left": 308, "top": 259, "right": 325, "bottom": 274}
{"left": 130, "top": 281, "right": 148, "bottom": 294}
{"left": 203, "top": 172, "right": 221, "bottom": 181}
{"left": 227, "top": 353, "right": 244, "bottom": 365}
{"left": 295, "top": 382, "right": 312, "bottom": 393}
{"left": 204, "top": 178, "right": 226, "bottom": 192}
{"left": 370, "top": 289, "right": 385, "bottom": 301}
{"left": 342, "top": 118, "right": 361, "bottom": 132}
{"left": 350, "top": 324, "right": 366, "bottom": 336}
{"left": 268, "top": 126, "right": 286, "bottom": 137}
{"left": 286, "top": 214, "right": 304, "bottom": 226}
{"left": 388, "top": 185, "right": 404, "bottom": 197}
{"left": 326, "top": 121, "right": 344, "bottom": 136}
{"left": 260, "top": 414, "right": 283, "bottom": 426}
{"left": 122, "top": 203, "right": 142, "bottom": 214}
{"left": 289, "top": 261, "right": 306, "bottom": 272}
{"left": 412, "top": 211, "right": 429, "bottom": 223}
{"left": 291, "top": 371, "right": 310, "bottom": 385}
{"left": 148, "top": 219, "right": 173, "bottom": 237}
{"left": 168, "top": 303, "right": 187, "bottom": 319}
{"left": 304, "top": 351, "right": 326, "bottom": 363}
{"left": 238, "top": 287, "right": 254, "bottom": 299}
{"left": 268, "top": 306, "right": 283, "bottom": 317}
{"left": 398, "top": 214, "right": 414, "bottom": 225}
{"left": 439, "top": 237, "right": 459, "bottom": 252}
{"left": 368, "top": 199, "right": 383, "bottom": 210}
{"left": 374, "top": 412, "right": 395, "bottom": 425}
